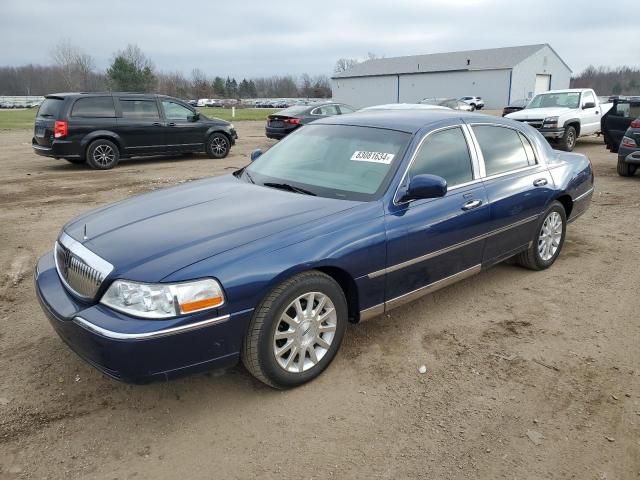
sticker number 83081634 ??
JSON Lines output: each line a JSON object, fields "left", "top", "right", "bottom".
{"left": 350, "top": 151, "right": 395, "bottom": 164}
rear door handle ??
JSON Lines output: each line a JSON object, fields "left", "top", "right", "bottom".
{"left": 533, "top": 178, "right": 548, "bottom": 187}
{"left": 168, "top": 122, "right": 176, "bottom": 127}
{"left": 462, "top": 199, "right": 482, "bottom": 210}
{"left": 152, "top": 122, "right": 162, "bottom": 127}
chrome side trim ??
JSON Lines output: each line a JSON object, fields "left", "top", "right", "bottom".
{"left": 573, "top": 187, "right": 594, "bottom": 203}
{"left": 367, "top": 214, "right": 539, "bottom": 279}
{"left": 359, "top": 303, "right": 385, "bottom": 322}
{"left": 385, "top": 264, "right": 481, "bottom": 311}
{"left": 73, "top": 314, "right": 231, "bottom": 340}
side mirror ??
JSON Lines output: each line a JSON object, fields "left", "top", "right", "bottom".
{"left": 400, "top": 174, "right": 447, "bottom": 202}
{"left": 250, "top": 149, "right": 263, "bottom": 162}
{"left": 583, "top": 102, "right": 596, "bottom": 109}
{"left": 189, "top": 112, "right": 200, "bottom": 122}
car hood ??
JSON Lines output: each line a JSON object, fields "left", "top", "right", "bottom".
{"left": 506, "top": 107, "right": 573, "bottom": 119}
{"left": 63, "top": 175, "right": 360, "bottom": 281}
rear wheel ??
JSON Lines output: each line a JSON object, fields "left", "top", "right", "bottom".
{"left": 515, "top": 201, "right": 567, "bottom": 271}
{"left": 241, "top": 271, "right": 348, "bottom": 389}
{"left": 559, "top": 126, "right": 577, "bottom": 152}
{"left": 86, "top": 139, "right": 119, "bottom": 170}
{"left": 617, "top": 158, "right": 636, "bottom": 177}
{"left": 205, "top": 133, "right": 230, "bottom": 159}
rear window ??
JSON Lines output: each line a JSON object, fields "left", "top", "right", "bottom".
{"left": 37, "top": 98, "right": 63, "bottom": 118}
{"left": 120, "top": 99, "right": 160, "bottom": 120}
{"left": 71, "top": 97, "right": 116, "bottom": 117}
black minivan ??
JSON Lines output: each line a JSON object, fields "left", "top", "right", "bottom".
{"left": 32, "top": 93, "right": 237, "bottom": 169}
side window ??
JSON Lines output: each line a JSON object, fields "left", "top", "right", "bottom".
{"left": 313, "top": 105, "right": 339, "bottom": 116}
{"left": 338, "top": 105, "right": 355, "bottom": 114}
{"left": 162, "top": 101, "right": 194, "bottom": 120}
{"left": 71, "top": 97, "right": 116, "bottom": 117}
{"left": 518, "top": 132, "right": 537, "bottom": 166}
{"left": 409, "top": 127, "right": 474, "bottom": 188}
{"left": 472, "top": 125, "right": 530, "bottom": 176}
{"left": 120, "top": 99, "right": 160, "bottom": 120}
{"left": 583, "top": 91, "right": 595, "bottom": 107}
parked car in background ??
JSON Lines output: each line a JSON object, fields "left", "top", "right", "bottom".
{"left": 361, "top": 103, "right": 449, "bottom": 111}
{"left": 35, "top": 109, "right": 593, "bottom": 387}
{"left": 601, "top": 96, "right": 640, "bottom": 176}
{"left": 32, "top": 92, "right": 237, "bottom": 169}
{"left": 420, "top": 98, "right": 474, "bottom": 111}
{"left": 265, "top": 102, "right": 355, "bottom": 139}
{"left": 460, "top": 96, "right": 484, "bottom": 110}
{"left": 502, "top": 98, "right": 530, "bottom": 116}
{"left": 188, "top": 100, "right": 198, "bottom": 107}
{"left": 506, "top": 88, "right": 613, "bottom": 151}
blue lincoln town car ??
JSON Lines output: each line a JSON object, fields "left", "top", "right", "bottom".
{"left": 35, "top": 110, "right": 594, "bottom": 388}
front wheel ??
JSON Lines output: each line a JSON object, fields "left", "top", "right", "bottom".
{"left": 515, "top": 201, "right": 567, "bottom": 270}
{"left": 559, "top": 126, "right": 576, "bottom": 152}
{"left": 241, "top": 271, "right": 348, "bottom": 389}
{"left": 205, "top": 133, "right": 230, "bottom": 159}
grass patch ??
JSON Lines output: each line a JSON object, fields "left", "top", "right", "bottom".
{"left": 0, "top": 109, "right": 37, "bottom": 130}
{"left": 0, "top": 106, "right": 277, "bottom": 130}
{"left": 197, "top": 107, "right": 278, "bottom": 121}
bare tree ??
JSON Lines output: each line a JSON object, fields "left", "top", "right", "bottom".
{"left": 51, "top": 40, "right": 95, "bottom": 90}
{"left": 334, "top": 58, "right": 359, "bottom": 74}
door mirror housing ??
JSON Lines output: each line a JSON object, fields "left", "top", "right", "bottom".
{"left": 250, "top": 149, "right": 263, "bottom": 162}
{"left": 583, "top": 102, "right": 596, "bottom": 109}
{"left": 188, "top": 112, "right": 200, "bottom": 122}
{"left": 400, "top": 174, "right": 448, "bottom": 202}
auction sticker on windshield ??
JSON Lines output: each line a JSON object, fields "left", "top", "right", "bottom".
{"left": 350, "top": 151, "right": 395, "bottom": 164}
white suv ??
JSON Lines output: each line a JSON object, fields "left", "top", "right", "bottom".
{"left": 460, "top": 96, "right": 484, "bottom": 110}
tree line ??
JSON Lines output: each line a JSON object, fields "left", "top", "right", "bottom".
{"left": 0, "top": 41, "right": 332, "bottom": 99}
{"left": 570, "top": 65, "right": 640, "bottom": 95}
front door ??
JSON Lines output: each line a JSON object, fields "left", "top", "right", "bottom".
{"left": 580, "top": 90, "right": 600, "bottom": 135}
{"left": 384, "top": 126, "right": 490, "bottom": 304}
{"left": 160, "top": 100, "right": 208, "bottom": 151}
{"left": 469, "top": 124, "right": 555, "bottom": 263}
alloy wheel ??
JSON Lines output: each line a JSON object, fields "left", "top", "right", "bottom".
{"left": 93, "top": 144, "right": 115, "bottom": 166}
{"left": 210, "top": 136, "right": 228, "bottom": 156}
{"left": 273, "top": 292, "right": 337, "bottom": 373}
{"left": 538, "top": 211, "right": 563, "bottom": 261}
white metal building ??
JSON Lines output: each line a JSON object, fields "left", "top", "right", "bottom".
{"left": 331, "top": 44, "right": 571, "bottom": 109}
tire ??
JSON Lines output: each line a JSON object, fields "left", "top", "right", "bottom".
{"left": 515, "top": 201, "right": 567, "bottom": 271}
{"left": 205, "top": 132, "right": 230, "bottom": 159}
{"left": 617, "top": 157, "right": 636, "bottom": 177}
{"left": 470, "top": 103, "right": 476, "bottom": 111}
{"left": 559, "top": 126, "right": 577, "bottom": 152}
{"left": 241, "top": 271, "right": 348, "bottom": 389}
{"left": 86, "top": 139, "right": 119, "bottom": 170}
{"left": 64, "top": 157, "right": 85, "bottom": 165}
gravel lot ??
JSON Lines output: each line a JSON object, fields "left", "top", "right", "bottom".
{"left": 0, "top": 120, "right": 638, "bottom": 479}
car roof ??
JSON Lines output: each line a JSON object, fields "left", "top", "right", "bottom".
{"left": 45, "top": 92, "right": 158, "bottom": 98}
{"left": 312, "top": 109, "right": 508, "bottom": 133}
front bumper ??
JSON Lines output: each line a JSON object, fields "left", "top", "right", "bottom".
{"left": 35, "top": 252, "right": 253, "bottom": 383}
{"left": 538, "top": 127, "right": 565, "bottom": 140}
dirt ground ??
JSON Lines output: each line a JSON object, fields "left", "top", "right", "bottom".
{"left": 0, "top": 120, "right": 639, "bottom": 480}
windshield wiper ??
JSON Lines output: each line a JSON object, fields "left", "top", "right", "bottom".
{"left": 263, "top": 182, "right": 316, "bottom": 196}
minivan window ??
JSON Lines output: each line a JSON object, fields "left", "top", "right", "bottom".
{"left": 120, "top": 99, "right": 160, "bottom": 120}
{"left": 473, "top": 125, "right": 530, "bottom": 176}
{"left": 71, "top": 97, "right": 116, "bottom": 117}
{"left": 162, "top": 101, "right": 194, "bottom": 120}
{"left": 37, "top": 98, "right": 64, "bottom": 118}
{"left": 409, "top": 127, "right": 474, "bottom": 187}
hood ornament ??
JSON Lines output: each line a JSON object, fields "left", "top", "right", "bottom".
{"left": 83, "top": 224, "right": 88, "bottom": 241}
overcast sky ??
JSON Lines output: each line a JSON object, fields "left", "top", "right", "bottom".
{"left": 1, "top": 0, "right": 637, "bottom": 78}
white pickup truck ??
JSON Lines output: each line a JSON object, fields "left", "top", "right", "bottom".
{"left": 505, "top": 88, "right": 612, "bottom": 151}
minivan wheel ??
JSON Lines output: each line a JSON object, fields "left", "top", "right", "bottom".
{"left": 515, "top": 201, "right": 567, "bottom": 271}
{"left": 241, "top": 271, "right": 348, "bottom": 389}
{"left": 205, "top": 133, "right": 230, "bottom": 159}
{"left": 86, "top": 139, "right": 120, "bottom": 169}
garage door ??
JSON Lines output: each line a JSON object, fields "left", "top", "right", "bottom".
{"left": 534, "top": 74, "right": 551, "bottom": 94}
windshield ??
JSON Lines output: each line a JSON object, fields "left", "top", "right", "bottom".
{"left": 527, "top": 92, "right": 581, "bottom": 109}
{"left": 245, "top": 124, "right": 411, "bottom": 201}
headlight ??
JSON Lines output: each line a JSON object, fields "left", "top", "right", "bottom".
{"left": 229, "top": 123, "right": 235, "bottom": 130}
{"left": 543, "top": 116, "right": 559, "bottom": 126}
{"left": 101, "top": 278, "right": 224, "bottom": 319}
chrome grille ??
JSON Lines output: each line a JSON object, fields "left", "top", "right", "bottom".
{"left": 54, "top": 233, "right": 113, "bottom": 300}
{"left": 515, "top": 119, "right": 544, "bottom": 129}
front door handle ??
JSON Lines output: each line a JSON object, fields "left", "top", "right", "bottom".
{"left": 168, "top": 122, "right": 176, "bottom": 127}
{"left": 533, "top": 178, "right": 548, "bottom": 187}
{"left": 152, "top": 122, "right": 162, "bottom": 127}
{"left": 462, "top": 199, "right": 482, "bottom": 210}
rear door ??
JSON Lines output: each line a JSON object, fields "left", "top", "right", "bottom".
{"left": 33, "top": 97, "right": 65, "bottom": 147}
{"left": 115, "top": 97, "right": 165, "bottom": 154}
{"left": 384, "top": 125, "right": 490, "bottom": 303}
{"left": 160, "top": 99, "right": 208, "bottom": 151}
{"left": 469, "top": 124, "right": 554, "bottom": 264}
{"left": 67, "top": 96, "right": 117, "bottom": 145}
